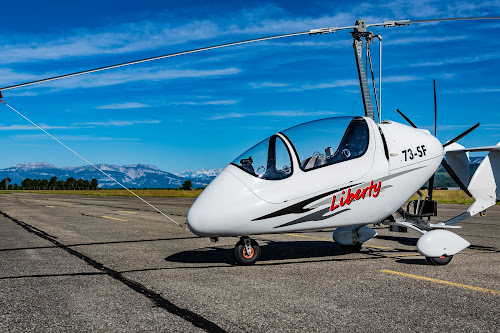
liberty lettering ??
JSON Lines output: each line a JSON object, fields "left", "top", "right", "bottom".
{"left": 330, "top": 180, "right": 382, "bottom": 211}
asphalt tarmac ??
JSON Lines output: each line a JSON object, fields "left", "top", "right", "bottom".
{"left": 0, "top": 192, "right": 498, "bottom": 332}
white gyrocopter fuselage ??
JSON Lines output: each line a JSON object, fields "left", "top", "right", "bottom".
{"left": 187, "top": 116, "right": 448, "bottom": 254}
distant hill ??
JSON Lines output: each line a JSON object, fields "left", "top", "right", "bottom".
{"left": 0, "top": 162, "right": 222, "bottom": 189}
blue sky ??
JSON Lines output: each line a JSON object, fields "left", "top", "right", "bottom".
{"left": 0, "top": 0, "right": 498, "bottom": 172}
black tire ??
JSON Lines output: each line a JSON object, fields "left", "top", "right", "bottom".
{"left": 339, "top": 243, "right": 362, "bottom": 252}
{"left": 234, "top": 239, "right": 261, "bottom": 265}
{"left": 426, "top": 255, "right": 453, "bottom": 265}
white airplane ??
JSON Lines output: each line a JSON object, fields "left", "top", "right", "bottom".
{"left": 1, "top": 17, "right": 499, "bottom": 266}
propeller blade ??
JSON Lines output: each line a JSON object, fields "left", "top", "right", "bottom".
{"left": 396, "top": 109, "right": 418, "bottom": 128}
{"left": 428, "top": 175, "right": 435, "bottom": 200}
{"left": 441, "top": 159, "right": 473, "bottom": 197}
{"left": 443, "top": 123, "right": 480, "bottom": 147}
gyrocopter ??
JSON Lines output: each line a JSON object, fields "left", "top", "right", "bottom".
{"left": 0, "top": 17, "right": 499, "bottom": 266}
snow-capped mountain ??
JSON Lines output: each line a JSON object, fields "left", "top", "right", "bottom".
{"left": 7, "top": 162, "right": 58, "bottom": 171}
{"left": 469, "top": 157, "right": 485, "bottom": 164}
{"left": 0, "top": 163, "right": 220, "bottom": 189}
{"left": 175, "top": 168, "right": 223, "bottom": 179}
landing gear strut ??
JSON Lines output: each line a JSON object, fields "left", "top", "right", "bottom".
{"left": 234, "top": 237, "right": 261, "bottom": 265}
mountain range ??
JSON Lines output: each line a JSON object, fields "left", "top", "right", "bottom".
{"left": 0, "top": 162, "right": 222, "bottom": 189}
{"left": 0, "top": 157, "right": 486, "bottom": 189}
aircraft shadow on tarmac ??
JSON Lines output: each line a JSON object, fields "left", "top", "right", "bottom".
{"left": 374, "top": 235, "right": 418, "bottom": 246}
{"left": 165, "top": 240, "right": 416, "bottom": 265}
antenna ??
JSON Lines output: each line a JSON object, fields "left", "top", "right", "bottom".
{"left": 433, "top": 79, "right": 437, "bottom": 136}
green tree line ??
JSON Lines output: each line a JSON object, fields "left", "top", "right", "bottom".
{"left": 1, "top": 177, "right": 98, "bottom": 190}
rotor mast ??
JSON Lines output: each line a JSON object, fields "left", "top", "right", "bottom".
{"left": 351, "top": 19, "right": 381, "bottom": 122}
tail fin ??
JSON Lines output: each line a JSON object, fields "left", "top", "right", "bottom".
{"left": 468, "top": 145, "right": 500, "bottom": 215}
{"left": 445, "top": 143, "right": 500, "bottom": 217}
{"left": 444, "top": 143, "right": 470, "bottom": 187}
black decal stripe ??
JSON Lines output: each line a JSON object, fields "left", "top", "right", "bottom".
{"left": 274, "top": 208, "right": 350, "bottom": 229}
{"left": 252, "top": 184, "right": 359, "bottom": 221}
{"left": 253, "top": 165, "right": 425, "bottom": 222}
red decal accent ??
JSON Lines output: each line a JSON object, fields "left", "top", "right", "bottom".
{"left": 329, "top": 180, "right": 383, "bottom": 211}
{"left": 354, "top": 188, "right": 362, "bottom": 200}
{"left": 345, "top": 189, "right": 356, "bottom": 205}
{"left": 372, "top": 181, "right": 382, "bottom": 197}
{"left": 330, "top": 195, "right": 339, "bottom": 211}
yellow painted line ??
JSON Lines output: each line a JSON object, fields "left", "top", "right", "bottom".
{"left": 459, "top": 250, "right": 495, "bottom": 254}
{"left": 381, "top": 270, "right": 500, "bottom": 295}
{"left": 101, "top": 216, "right": 128, "bottom": 222}
{"left": 285, "top": 233, "right": 392, "bottom": 249}
{"left": 286, "top": 233, "right": 329, "bottom": 241}
{"left": 385, "top": 253, "right": 421, "bottom": 258}
{"left": 62, "top": 203, "right": 72, "bottom": 206}
{"left": 365, "top": 245, "right": 393, "bottom": 250}
{"left": 118, "top": 210, "right": 137, "bottom": 215}
{"left": 45, "top": 206, "right": 55, "bottom": 208}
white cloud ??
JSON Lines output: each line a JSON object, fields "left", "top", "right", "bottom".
{"left": 250, "top": 82, "right": 290, "bottom": 89}
{"left": 386, "top": 35, "right": 469, "bottom": 46}
{"left": 410, "top": 52, "right": 500, "bottom": 67}
{"left": 13, "top": 134, "right": 139, "bottom": 141}
{"left": 0, "top": 124, "right": 73, "bottom": 131}
{"left": 0, "top": 119, "right": 161, "bottom": 131}
{"left": 209, "top": 110, "right": 339, "bottom": 120}
{"left": 73, "top": 120, "right": 161, "bottom": 127}
{"left": 0, "top": 20, "right": 223, "bottom": 65}
{"left": 1, "top": 66, "right": 241, "bottom": 91}
{"left": 443, "top": 87, "right": 500, "bottom": 94}
{"left": 289, "top": 79, "right": 359, "bottom": 91}
{"left": 96, "top": 102, "right": 151, "bottom": 110}
{"left": 171, "top": 99, "right": 240, "bottom": 106}
{"left": 287, "top": 75, "right": 429, "bottom": 92}
{"left": 54, "top": 67, "right": 241, "bottom": 89}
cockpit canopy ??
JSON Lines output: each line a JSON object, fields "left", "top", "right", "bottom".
{"left": 232, "top": 116, "right": 369, "bottom": 180}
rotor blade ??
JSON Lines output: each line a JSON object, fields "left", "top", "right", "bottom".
{"left": 0, "top": 26, "right": 357, "bottom": 92}
{"left": 367, "top": 16, "right": 500, "bottom": 28}
{"left": 441, "top": 159, "right": 473, "bottom": 197}
{"left": 396, "top": 109, "right": 418, "bottom": 128}
{"left": 1, "top": 16, "right": 498, "bottom": 92}
{"left": 428, "top": 175, "right": 435, "bottom": 200}
{"left": 443, "top": 123, "right": 480, "bottom": 147}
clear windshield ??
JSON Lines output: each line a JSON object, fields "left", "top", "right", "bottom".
{"left": 282, "top": 117, "right": 369, "bottom": 171}
{"left": 232, "top": 135, "right": 292, "bottom": 180}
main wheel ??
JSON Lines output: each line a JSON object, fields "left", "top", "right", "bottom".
{"left": 339, "top": 243, "right": 362, "bottom": 252}
{"left": 426, "top": 255, "right": 453, "bottom": 265}
{"left": 234, "top": 238, "right": 261, "bottom": 265}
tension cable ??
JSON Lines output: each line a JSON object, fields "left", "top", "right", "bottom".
{"left": 0, "top": 99, "right": 189, "bottom": 232}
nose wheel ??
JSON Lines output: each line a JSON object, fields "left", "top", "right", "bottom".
{"left": 425, "top": 255, "right": 453, "bottom": 265}
{"left": 234, "top": 237, "right": 261, "bottom": 265}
